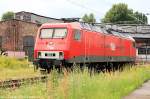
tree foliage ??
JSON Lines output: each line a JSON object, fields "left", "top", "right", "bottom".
{"left": 1, "top": 11, "right": 14, "bottom": 21}
{"left": 133, "top": 11, "right": 148, "bottom": 24}
{"left": 82, "top": 13, "right": 96, "bottom": 23}
{"left": 102, "top": 3, "right": 148, "bottom": 24}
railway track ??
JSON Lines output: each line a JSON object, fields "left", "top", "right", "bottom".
{"left": 0, "top": 75, "right": 48, "bottom": 89}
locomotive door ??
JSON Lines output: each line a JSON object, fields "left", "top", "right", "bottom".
{"left": 83, "top": 30, "right": 93, "bottom": 63}
{"left": 69, "top": 29, "right": 83, "bottom": 63}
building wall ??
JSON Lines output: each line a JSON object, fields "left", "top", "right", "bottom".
{"left": 0, "top": 19, "right": 40, "bottom": 51}
{"left": 0, "top": 20, "right": 14, "bottom": 50}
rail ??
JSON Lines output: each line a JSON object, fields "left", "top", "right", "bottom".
{"left": 0, "top": 75, "right": 48, "bottom": 89}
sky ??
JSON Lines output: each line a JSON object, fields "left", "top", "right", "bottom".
{"left": 0, "top": 0, "right": 150, "bottom": 23}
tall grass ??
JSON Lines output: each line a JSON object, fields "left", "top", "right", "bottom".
{"left": 1, "top": 65, "right": 150, "bottom": 99}
{"left": 47, "top": 65, "right": 150, "bottom": 99}
{"left": 0, "top": 56, "right": 40, "bottom": 80}
{"left": 0, "top": 56, "right": 29, "bottom": 69}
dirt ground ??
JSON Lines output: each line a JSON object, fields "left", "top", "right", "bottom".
{"left": 123, "top": 80, "right": 150, "bottom": 99}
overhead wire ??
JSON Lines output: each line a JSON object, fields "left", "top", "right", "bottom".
{"left": 66, "top": 0, "right": 103, "bottom": 14}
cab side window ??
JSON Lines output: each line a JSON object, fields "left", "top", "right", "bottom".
{"left": 74, "top": 29, "right": 81, "bottom": 41}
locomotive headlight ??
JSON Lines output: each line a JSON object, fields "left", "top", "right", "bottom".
{"left": 59, "top": 52, "right": 64, "bottom": 59}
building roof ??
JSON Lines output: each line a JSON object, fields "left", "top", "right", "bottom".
{"left": 15, "top": 11, "right": 63, "bottom": 21}
{"left": 123, "top": 32, "right": 150, "bottom": 39}
{"left": 61, "top": 18, "right": 80, "bottom": 22}
{"left": 105, "top": 24, "right": 150, "bottom": 33}
{"left": 0, "top": 19, "right": 41, "bottom": 26}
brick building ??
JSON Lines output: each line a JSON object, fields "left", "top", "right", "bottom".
{"left": 0, "top": 19, "right": 40, "bottom": 59}
{"left": 0, "top": 11, "right": 64, "bottom": 59}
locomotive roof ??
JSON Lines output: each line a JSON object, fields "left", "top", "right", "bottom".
{"left": 79, "top": 22, "right": 135, "bottom": 41}
{"left": 41, "top": 22, "right": 135, "bottom": 41}
{"left": 41, "top": 22, "right": 81, "bottom": 29}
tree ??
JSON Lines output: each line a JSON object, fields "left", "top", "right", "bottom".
{"left": 82, "top": 13, "right": 96, "bottom": 23}
{"left": 133, "top": 11, "right": 148, "bottom": 24}
{"left": 89, "top": 13, "right": 96, "bottom": 23}
{"left": 1, "top": 11, "right": 14, "bottom": 21}
{"left": 82, "top": 14, "right": 89, "bottom": 22}
{"left": 102, "top": 3, "right": 148, "bottom": 24}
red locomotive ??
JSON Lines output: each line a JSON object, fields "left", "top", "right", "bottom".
{"left": 34, "top": 22, "right": 136, "bottom": 71}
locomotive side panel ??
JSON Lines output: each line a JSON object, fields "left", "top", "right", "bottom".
{"left": 104, "top": 34, "right": 122, "bottom": 62}
{"left": 67, "top": 29, "right": 106, "bottom": 63}
{"left": 68, "top": 29, "right": 85, "bottom": 63}
{"left": 92, "top": 32, "right": 105, "bottom": 56}
{"left": 83, "top": 30, "right": 105, "bottom": 62}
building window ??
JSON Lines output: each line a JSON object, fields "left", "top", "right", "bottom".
{"left": 148, "top": 49, "right": 150, "bottom": 54}
{"left": 138, "top": 48, "right": 146, "bottom": 54}
{"left": 138, "top": 47, "right": 150, "bottom": 55}
{"left": 74, "top": 29, "right": 81, "bottom": 41}
{"left": 23, "top": 36, "right": 34, "bottom": 47}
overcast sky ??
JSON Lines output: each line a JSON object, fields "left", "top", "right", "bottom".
{"left": 0, "top": 0, "right": 150, "bottom": 23}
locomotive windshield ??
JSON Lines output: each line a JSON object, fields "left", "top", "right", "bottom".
{"left": 40, "top": 28, "right": 67, "bottom": 39}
